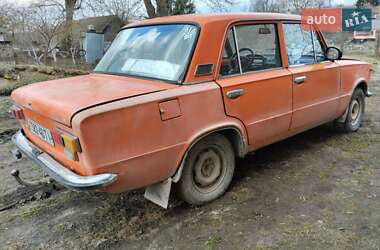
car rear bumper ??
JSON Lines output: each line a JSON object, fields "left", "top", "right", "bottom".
{"left": 11, "top": 130, "right": 117, "bottom": 191}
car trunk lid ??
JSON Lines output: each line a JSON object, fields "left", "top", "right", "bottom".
{"left": 11, "top": 73, "right": 177, "bottom": 126}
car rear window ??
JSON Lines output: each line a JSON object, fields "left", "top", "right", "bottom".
{"left": 95, "top": 24, "right": 199, "bottom": 83}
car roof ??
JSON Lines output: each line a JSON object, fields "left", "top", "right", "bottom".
{"left": 124, "top": 12, "right": 301, "bottom": 28}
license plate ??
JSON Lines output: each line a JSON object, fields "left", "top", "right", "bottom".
{"left": 28, "top": 119, "right": 54, "bottom": 146}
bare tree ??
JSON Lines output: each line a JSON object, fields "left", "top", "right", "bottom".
{"left": 84, "top": 0, "right": 143, "bottom": 21}
{"left": 143, "top": 0, "right": 169, "bottom": 17}
{"left": 34, "top": 0, "right": 82, "bottom": 50}
{"left": 28, "top": 2, "right": 65, "bottom": 64}
{"left": 64, "top": 0, "right": 82, "bottom": 49}
{"left": 376, "top": 31, "right": 380, "bottom": 56}
{"left": 144, "top": 0, "right": 157, "bottom": 18}
{"left": 172, "top": 0, "right": 196, "bottom": 15}
{"left": 0, "top": 2, "right": 16, "bottom": 63}
{"left": 288, "top": 0, "right": 312, "bottom": 11}
{"left": 143, "top": 0, "right": 234, "bottom": 18}
{"left": 2, "top": 1, "right": 66, "bottom": 64}
{"left": 249, "top": 0, "right": 287, "bottom": 12}
{"left": 288, "top": 0, "right": 329, "bottom": 12}
{"left": 205, "top": 0, "right": 235, "bottom": 12}
{"left": 0, "top": 2, "right": 38, "bottom": 64}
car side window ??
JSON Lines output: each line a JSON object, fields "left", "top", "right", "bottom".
{"left": 219, "top": 29, "right": 240, "bottom": 77}
{"left": 313, "top": 31, "right": 326, "bottom": 62}
{"left": 283, "top": 24, "right": 316, "bottom": 66}
{"left": 234, "top": 24, "right": 282, "bottom": 73}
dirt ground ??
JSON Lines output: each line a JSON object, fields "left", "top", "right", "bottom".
{"left": 0, "top": 55, "right": 379, "bottom": 250}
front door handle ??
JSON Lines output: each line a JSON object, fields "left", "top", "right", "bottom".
{"left": 294, "top": 76, "right": 306, "bottom": 84}
{"left": 226, "top": 89, "right": 244, "bottom": 99}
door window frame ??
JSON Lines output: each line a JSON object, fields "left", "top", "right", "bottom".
{"left": 216, "top": 21, "right": 284, "bottom": 79}
{"left": 282, "top": 22, "right": 329, "bottom": 68}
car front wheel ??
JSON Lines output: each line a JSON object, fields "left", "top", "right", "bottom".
{"left": 176, "top": 134, "right": 235, "bottom": 205}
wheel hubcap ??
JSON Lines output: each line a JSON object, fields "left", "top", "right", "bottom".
{"left": 350, "top": 99, "right": 361, "bottom": 126}
{"left": 194, "top": 149, "right": 222, "bottom": 188}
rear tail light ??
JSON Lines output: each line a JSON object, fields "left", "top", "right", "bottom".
{"left": 61, "top": 133, "right": 82, "bottom": 154}
{"left": 9, "top": 105, "right": 24, "bottom": 120}
{"left": 51, "top": 128, "right": 81, "bottom": 161}
{"left": 56, "top": 131, "right": 82, "bottom": 161}
{"left": 51, "top": 129, "right": 64, "bottom": 146}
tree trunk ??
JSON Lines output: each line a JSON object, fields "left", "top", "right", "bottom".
{"left": 11, "top": 29, "right": 17, "bottom": 65}
{"left": 157, "top": 0, "right": 169, "bottom": 16}
{"left": 31, "top": 47, "right": 39, "bottom": 64}
{"left": 143, "top": 0, "right": 171, "bottom": 18}
{"left": 376, "top": 30, "right": 380, "bottom": 56}
{"left": 63, "top": 0, "right": 76, "bottom": 50}
{"left": 44, "top": 47, "right": 49, "bottom": 65}
{"left": 143, "top": 0, "right": 157, "bottom": 18}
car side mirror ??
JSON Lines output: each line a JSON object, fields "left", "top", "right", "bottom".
{"left": 325, "top": 47, "right": 342, "bottom": 61}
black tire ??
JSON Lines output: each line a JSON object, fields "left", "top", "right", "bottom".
{"left": 176, "top": 134, "right": 235, "bottom": 205}
{"left": 337, "top": 88, "right": 365, "bottom": 132}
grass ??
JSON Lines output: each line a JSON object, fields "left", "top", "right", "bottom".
{"left": 283, "top": 223, "right": 316, "bottom": 239}
{"left": 204, "top": 235, "right": 222, "bottom": 250}
{"left": 319, "top": 162, "right": 337, "bottom": 179}
{"left": 0, "top": 64, "right": 89, "bottom": 96}
{"left": 20, "top": 202, "right": 57, "bottom": 219}
{"left": 0, "top": 80, "right": 20, "bottom": 96}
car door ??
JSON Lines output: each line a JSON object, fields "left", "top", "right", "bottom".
{"left": 216, "top": 22, "right": 293, "bottom": 150}
{"left": 282, "top": 23, "right": 340, "bottom": 131}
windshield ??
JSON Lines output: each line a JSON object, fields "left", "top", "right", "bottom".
{"left": 94, "top": 24, "right": 199, "bottom": 83}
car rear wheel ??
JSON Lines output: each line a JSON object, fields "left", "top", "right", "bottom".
{"left": 337, "top": 88, "right": 365, "bottom": 132}
{"left": 176, "top": 134, "right": 235, "bottom": 205}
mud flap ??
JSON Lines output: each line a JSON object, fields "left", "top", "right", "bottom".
{"left": 144, "top": 178, "right": 172, "bottom": 209}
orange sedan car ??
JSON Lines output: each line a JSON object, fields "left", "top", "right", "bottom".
{"left": 10, "top": 13, "right": 372, "bottom": 208}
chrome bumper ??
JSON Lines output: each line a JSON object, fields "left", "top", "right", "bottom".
{"left": 11, "top": 130, "right": 117, "bottom": 191}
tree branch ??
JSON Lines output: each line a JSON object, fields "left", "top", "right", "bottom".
{"left": 143, "top": 0, "right": 156, "bottom": 18}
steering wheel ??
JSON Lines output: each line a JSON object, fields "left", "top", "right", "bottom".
{"left": 231, "top": 48, "right": 254, "bottom": 72}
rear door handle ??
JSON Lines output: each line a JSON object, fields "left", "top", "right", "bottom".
{"left": 294, "top": 76, "right": 306, "bottom": 84}
{"left": 226, "top": 89, "right": 244, "bottom": 99}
